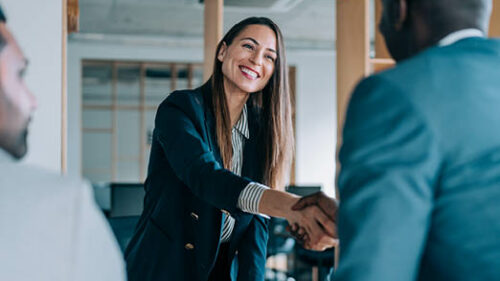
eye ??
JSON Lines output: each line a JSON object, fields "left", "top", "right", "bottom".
{"left": 243, "top": 43, "right": 254, "bottom": 50}
{"left": 266, "top": 55, "right": 276, "bottom": 62}
{"left": 18, "top": 68, "right": 27, "bottom": 79}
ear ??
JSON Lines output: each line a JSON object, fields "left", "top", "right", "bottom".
{"left": 394, "top": 0, "right": 408, "bottom": 31}
{"left": 217, "top": 42, "right": 227, "bottom": 63}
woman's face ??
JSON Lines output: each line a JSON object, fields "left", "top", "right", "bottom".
{"left": 217, "top": 24, "right": 277, "bottom": 96}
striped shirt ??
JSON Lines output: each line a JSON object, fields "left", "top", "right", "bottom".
{"left": 220, "top": 104, "right": 269, "bottom": 242}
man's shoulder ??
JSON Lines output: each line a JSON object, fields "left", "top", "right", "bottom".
{"left": 0, "top": 162, "right": 89, "bottom": 200}
{"left": 374, "top": 51, "right": 433, "bottom": 86}
{"left": 377, "top": 38, "right": 500, "bottom": 82}
{"left": 358, "top": 45, "right": 458, "bottom": 103}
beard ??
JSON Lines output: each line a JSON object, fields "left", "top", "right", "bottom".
{"left": 4, "top": 119, "right": 30, "bottom": 160}
{"left": 17, "top": 127, "right": 28, "bottom": 153}
{"left": 5, "top": 126, "right": 29, "bottom": 160}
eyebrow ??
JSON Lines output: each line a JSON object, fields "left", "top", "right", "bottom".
{"left": 240, "top": 37, "right": 277, "bottom": 54}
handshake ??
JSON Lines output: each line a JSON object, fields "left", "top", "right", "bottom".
{"left": 285, "top": 191, "right": 338, "bottom": 251}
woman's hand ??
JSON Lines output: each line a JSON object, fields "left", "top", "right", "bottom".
{"left": 257, "top": 189, "right": 337, "bottom": 251}
{"left": 285, "top": 205, "right": 337, "bottom": 251}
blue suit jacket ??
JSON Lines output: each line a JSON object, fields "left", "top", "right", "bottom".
{"left": 335, "top": 37, "right": 500, "bottom": 280}
{"left": 125, "top": 81, "right": 269, "bottom": 281}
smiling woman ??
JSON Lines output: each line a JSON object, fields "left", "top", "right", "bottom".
{"left": 125, "top": 17, "right": 335, "bottom": 281}
{"left": 211, "top": 18, "right": 292, "bottom": 190}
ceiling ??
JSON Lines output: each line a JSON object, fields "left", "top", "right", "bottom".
{"left": 78, "top": 0, "right": 336, "bottom": 50}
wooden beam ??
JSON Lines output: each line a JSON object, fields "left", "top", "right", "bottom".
{"left": 489, "top": 0, "right": 500, "bottom": 37}
{"left": 336, "top": 0, "right": 370, "bottom": 197}
{"left": 67, "top": 0, "right": 79, "bottom": 34}
{"left": 203, "top": 0, "right": 223, "bottom": 82}
{"left": 374, "top": 0, "right": 391, "bottom": 59}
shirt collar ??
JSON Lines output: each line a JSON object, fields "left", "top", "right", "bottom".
{"left": 0, "top": 148, "right": 15, "bottom": 163}
{"left": 438, "top": 28, "right": 484, "bottom": 47}
{"left": 233, "top": 104, "right": 250, "bottom": 139}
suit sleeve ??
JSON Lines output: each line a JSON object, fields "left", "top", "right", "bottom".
{"left": 154, "top": 93, "right": 252, "bottom": 213}
{"left": 334, "top": 76, "right": 441, "bottom": 281}
{"left": 235, "top": 216, "right": 269, "bottom": 281}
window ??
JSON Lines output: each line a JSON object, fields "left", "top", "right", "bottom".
{"left": 82, "top": 61, "right": 204, "bottom": 183}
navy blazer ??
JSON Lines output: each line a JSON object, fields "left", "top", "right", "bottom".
{"left": 125, "top": 81, "right": 269, "bottom": 281}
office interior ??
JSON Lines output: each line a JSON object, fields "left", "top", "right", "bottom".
{"left": 3, "top": 0, "right": 500, "bottom": 280}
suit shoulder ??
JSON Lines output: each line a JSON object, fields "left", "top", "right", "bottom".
{"left": 0, "top": 163, "right": 95, "bottom": 223}
{"left": 1, "top": 163, "right": 88, "bottom": 196}
{"left": 376, "top": 54, "right": 430, "bottom": 83}
{"left": 357, "top": 49, "right": 440, "bottom": 104}
{"left": 154, "top": 87, "right": 208, "bottom": 128}
{"left": 160, "top": 87, "right": 205, "bottom": 111}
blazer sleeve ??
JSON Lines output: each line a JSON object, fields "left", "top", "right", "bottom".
{"left": 235, "top": 216, "right": 269, "bottom": 281}
{"left": 334, "top": 76, "right": 441, "bottom": 281}
{"left": 154, "top": 91, "right": 252, "bottom": 214}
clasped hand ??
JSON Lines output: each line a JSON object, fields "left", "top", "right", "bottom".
{"left": 285, "top": 191, "right": 338, "bottom": 251}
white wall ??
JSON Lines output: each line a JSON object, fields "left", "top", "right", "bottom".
{"left": 2, "top": 0, "right": 63, "bottom": 172}
{"left": 68, "top": 36, "right": 337, "bottom": 196}
{"left": 292, "top": 51, "right": 337, "bottom": 197}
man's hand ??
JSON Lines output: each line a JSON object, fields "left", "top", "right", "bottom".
{"left": 256, "top": 189, "right": 338, "bottom": 251}
{"left": 292, "top": 191, "right": 338, "bottom": 223}
{"left": 285, "top": 205, "right": 337, "bottom": 251}
{"left": 287, "top": 191, "right": 339, "bottom": 250}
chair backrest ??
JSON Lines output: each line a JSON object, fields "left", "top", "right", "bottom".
{"left": 110, "top": 183, "right": 145, "bottom": 217}
{"left": 286, "top": 185, "right": 322, "bottom": 196}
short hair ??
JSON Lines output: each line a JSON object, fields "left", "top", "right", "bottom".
{"left": 411, "top": 0, "right": 491, "bottom": 33}
{"left": 0, "top": 6, "right": 6, "bottom": 22}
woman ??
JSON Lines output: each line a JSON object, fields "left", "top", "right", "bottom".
{"left": 125, "top": 17, "right": 335, "bottom": 281}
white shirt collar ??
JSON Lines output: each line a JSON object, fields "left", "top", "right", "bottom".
{"left": 233, "top": 104, "right": 250, "bottom": 139}
{"left": 438, "top": 28, "right": 484, "bottom": 47}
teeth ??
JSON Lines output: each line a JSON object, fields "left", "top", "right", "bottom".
{"left": 241, "top": 67, "right": 258, "bottom": 79}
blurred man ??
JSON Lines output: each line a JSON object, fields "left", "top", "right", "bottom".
{"left": 0, "top": 7, "right": 125, "bottom": 281}
{"left": 332, "top": 0, "right": 500, "bottom": 280}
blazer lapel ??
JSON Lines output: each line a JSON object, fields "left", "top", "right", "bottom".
{"left": 201, "top": 81, "right": 224, "bottom": 165}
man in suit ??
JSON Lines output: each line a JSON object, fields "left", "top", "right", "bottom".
{"left": 296, "top": 0, "right": 500, "bottom": 280}
{"left": 0, "top": 7, "right": 125, "bottom": 281}
{"left": 335, "top": 0, "right": 500, "bottom": 279}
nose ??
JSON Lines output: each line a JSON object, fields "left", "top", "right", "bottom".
{"left": 250, "top": 51, "right": 264, "bottom": 66}
{"left": 28, "top": 88, "right": 37, "bottom": 111}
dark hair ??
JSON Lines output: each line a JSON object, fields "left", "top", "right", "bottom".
{"left": 411, "top": 0, "right": 491, "bottom": 35}
{"left": 0, "top": 6, "right": 7, "bottom": 50}
{"left": 0, "top": 6, "right": 6, "bottom": 23}
{"left": 211, "top": 17, "right": 294, "bottom": 190}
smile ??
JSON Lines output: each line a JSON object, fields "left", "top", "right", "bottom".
{"left": 239, "top": 66, "right": 260, "bottom": 80}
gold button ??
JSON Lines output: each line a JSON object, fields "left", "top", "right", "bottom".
{"left": 221, "top": 209, "right": 230, "bottom": 215}
{"left": 185, "top": 243, "right": 194, "bottom": 250}
{"left": 190, "top": 212, "right": 199, "bottom": 220}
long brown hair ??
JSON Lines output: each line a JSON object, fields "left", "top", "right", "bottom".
{"left": 211, "top": 17, "right": 294, "bottom": 190}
